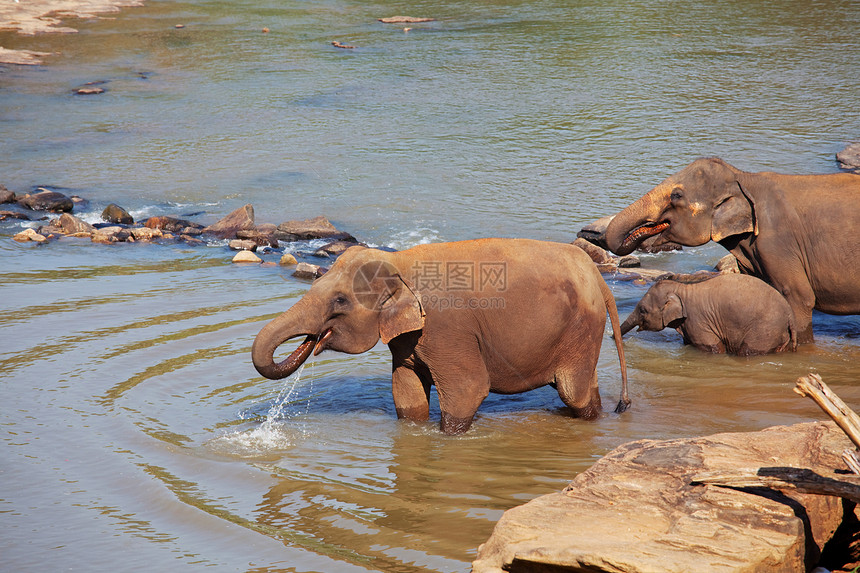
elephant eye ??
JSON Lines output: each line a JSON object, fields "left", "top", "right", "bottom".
{"left": 334, "top": 295, "right": 348, "bottom": 306}
{"left": 670, "top": 188, "right": 683, "bottom": 202}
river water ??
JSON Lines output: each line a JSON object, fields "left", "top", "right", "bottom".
{"left": 2, "top": 1, "right": 860, "bottom": 571}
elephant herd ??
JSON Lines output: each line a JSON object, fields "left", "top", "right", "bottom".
{"left": 252, "top": 157, "right": 860, "bottom": 434}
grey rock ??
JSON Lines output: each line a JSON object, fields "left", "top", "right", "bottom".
{"left": 203, "top": 204, "right": 256, "bottom": 239}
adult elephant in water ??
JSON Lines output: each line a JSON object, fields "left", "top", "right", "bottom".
{"left": 605, "top": 157, "right": 860, "bottom": 343}
{"left": 252, "top": 239, "right": 629, "bottom": 435}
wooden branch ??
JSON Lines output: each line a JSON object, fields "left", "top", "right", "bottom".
{"left": 692, "top": 467, "right": 860, "bottom": 503}
{"left": 795, "top": 373, "right": 860, "bottom": 453}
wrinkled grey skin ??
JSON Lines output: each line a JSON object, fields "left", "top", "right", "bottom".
{"left": 621, "top": 274, "right": 796, "bottom": 355}
{"left": 252, "top": 239, "right": 630, "bottom": 435}
{"left": 605, "top": 157, "right": 860, "bottom": 343}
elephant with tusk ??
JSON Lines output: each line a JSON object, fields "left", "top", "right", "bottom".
{"left": 605, "top": 157, "right": 860, "bottom": 343}
{"left": 252, "top": 238, "right": 630, "bottom": 435}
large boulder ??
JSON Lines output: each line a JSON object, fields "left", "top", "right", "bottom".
{"left": 17, "top": 188, "right": 74, "bottom": 212}
{"left": 473, "top": 421, "right": 849, "bottom": 573}
{"left": 275, "top": 216, "right": 356, "bottom": 242}
{"left": 203, "top": 204, "right": 256, "bottom": 239}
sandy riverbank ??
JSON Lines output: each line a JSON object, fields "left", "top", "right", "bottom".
{"left": 0, "top": 0, "right": 143, "bottom": 64}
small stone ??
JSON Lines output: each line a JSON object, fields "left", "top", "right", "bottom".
{"left": 0, "top": 210, "right": 31, "bottom": 221}
{"left": 262, "top": 27, "right": 269, "bottom": 33}
{"left": 0, "top": 186, "right": 15, "bottom": 204}
{"left": 143, "top": 216, "right": 203, "bottom": 233}
{"left": 75, "top": 87, "right": 105, "bottom": 95}
{"left": 314, "top": 240, "right": 358, "bottom": 258}
{"left": 102, "top": 203, "right": 134, "bottom": 225}
{"left": 293, "top": 262, "right": 326, "bottom": 279}
{"left": 175, "top": 23, "right": 185, "bottom": 28}
{"left": 13, "top": 228, "right": 47, "bottom": 243}
{"left": 91, "top": 233, "right": 116, "bottom": 244}
{"left": 93, "top": 226, "right": 131, "bottom": 242}
{"left": 131, "top": 227, "right": 163, "bottom": 241}
{"left": 203, "top": 204, "right": 256, "bottom": 239}
{"left": 275, "top": 215, "right": 356, "bottom": 242}
{"left": 229, "top": 239, "right": 257, "bottom": 251}
{"left": 232, "top": 250, "right": 262, "bottom": 263}
{"left": 618, "top": 255, "right": 641, "bottom": 268}
{"left": 279, "top": 253, "right": 298, "bottom": 266}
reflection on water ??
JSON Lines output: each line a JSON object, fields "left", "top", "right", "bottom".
{"left": 2, "top": 0, "right": 860, "bottom": 571}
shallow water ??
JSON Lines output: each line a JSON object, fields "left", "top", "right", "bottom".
{"left": 2, "top": 1, "right": 860, "bottom": 571}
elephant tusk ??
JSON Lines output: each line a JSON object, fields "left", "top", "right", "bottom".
{"left": 314, "top": 329, "right": 333, "bottom": 356}
{"left": 622, "top": 221, "right": 669, "bottom": 250}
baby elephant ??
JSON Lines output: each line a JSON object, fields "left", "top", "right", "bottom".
{"left": 621, "top": 274, "right": 796, "bottom": 355}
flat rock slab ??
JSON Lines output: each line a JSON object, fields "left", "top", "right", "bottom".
{"left": 473, "top": 421, "right": 848, "bottom": 573}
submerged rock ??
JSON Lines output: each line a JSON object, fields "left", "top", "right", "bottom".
{"left": 17, "top": 188, "right": 74, "bottom": 212}
{"left": 0, "top": 186, "right": 15, "bottom": 204}
{"left": 275, "top": 216, "right": 356, "bottom": 242}
{"left": 378, "top": 16, "right": 435, "bottom": 23}
{"left": 143, "top": 216, "right": 203, "bottom": 233}
{"left": 474, "top": 421, "right": 848, "bottom": 573}
{"left": 314, "top": 240, "right": 360, "bottom": 258}
{"left": 102, "top": 203, "right": 134, "bottom": 225}
{"left": 204, "top": 204, "right": 256, "bottom": 239}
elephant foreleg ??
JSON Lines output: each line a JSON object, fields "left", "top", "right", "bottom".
{"left": 392, "top": 365, "right": 431, "bottom": 421}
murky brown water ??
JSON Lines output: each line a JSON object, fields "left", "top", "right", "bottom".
{"left": 2, "top": 0, "right": 860, "bottom": 571}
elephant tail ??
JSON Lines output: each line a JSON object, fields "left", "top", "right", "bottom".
{"left": 599, "top": 279, "right": 630, "bottom": 413}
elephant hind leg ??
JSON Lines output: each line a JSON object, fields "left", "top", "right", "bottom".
{"left": 555, "top": 367, "right": 602, "bottom": 421}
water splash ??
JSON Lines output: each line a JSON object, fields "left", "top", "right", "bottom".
{"left": 208, "top": 365, "right": 315, "bottom": 457}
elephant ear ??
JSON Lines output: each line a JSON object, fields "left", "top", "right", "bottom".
{"left": 662, "top": 293, "right": 686, "bottom": 328}
{"left": 711, "top": 182, "right": 757, "bottom": 242}
{"left": 379, "top": 276, "right": 425, "bottom": 344}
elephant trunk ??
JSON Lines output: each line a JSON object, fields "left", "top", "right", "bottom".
{"left": 251, "top": 298, "right": 322, "bottom": 380}
{"left": 620, "top": 309, "right": 640, "bottom": 336}
{"left": 605, "top": 185, "right": 672, "bottom": 255}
